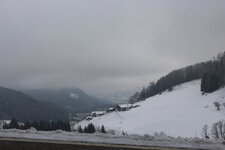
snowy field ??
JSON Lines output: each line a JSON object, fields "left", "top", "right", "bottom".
{"left": 0, "top": 129, "right": 224, "bottom": 150}
{"left": 75, "top": 80, "right": 225, "bottom": 138}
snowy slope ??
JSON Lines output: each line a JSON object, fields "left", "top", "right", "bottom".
{"left": 75, "top": 80, "right": 225, "bottom": 138}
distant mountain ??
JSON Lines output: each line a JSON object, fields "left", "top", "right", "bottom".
{"left": 0, "top": 87, "right": 69, "bottom": 122}
{"left": 96, "top": 90, "right": 138, "bottom": 104}
{"left": 23, "top": 88, "right": 114, "bottom": 113}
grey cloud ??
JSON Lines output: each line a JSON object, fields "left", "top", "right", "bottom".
{"left": 0, "top": 0, "right": 224, "bottom": 95}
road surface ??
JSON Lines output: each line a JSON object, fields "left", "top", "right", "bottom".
{"left": 0, "top": 137, "right": 209, "bottom": 150}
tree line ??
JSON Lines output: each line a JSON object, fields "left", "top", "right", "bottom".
{"left": 202, "top": 120, "right": 225, "bottom": 139}
{"left": 2, "top": 118, "right": 107, "bottom": 134}
{"left": 77, "top": 123, "right": 106, "bottom": 134}
{"left": 130, "top": 52, "right": 225, "bottom": 103}
{"left": 3, "top": 118, "right": 71, "bottom": 131}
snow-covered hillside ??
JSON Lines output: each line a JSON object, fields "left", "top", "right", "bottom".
{"left": 75, "top": 80, "right": 225, "bottom": 138}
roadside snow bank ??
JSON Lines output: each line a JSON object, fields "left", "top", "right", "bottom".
{"left": 0, "top": 129, "right": 224, "bottom": 150}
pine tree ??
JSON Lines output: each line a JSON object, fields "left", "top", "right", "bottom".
{"left": 78, "top": 125, "right": 83, "bottom": 133}
{"left": 100, "top": 125, "right": 106, "bottom": 133}
{"left": 88, "top": 123, "right": 95, "bottom": 133}
{"left": 9, "top": 118, "right": 20, "bottom": 129}
{"left": 83, "top": 126, "right": 88, "bottom": 133}
{"left": 201, "top": 71, "right": 221, "bottom": 93}
{"left": 84, "top": 123, "right": 95, "bottom": 133}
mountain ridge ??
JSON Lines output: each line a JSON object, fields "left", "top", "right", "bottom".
{"left": 0, "top": 86, "right": 69, "bottom": 122}
{"left": 23, "top": 87, "right": 114, "bottom": 113}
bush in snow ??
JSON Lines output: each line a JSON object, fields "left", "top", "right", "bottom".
{"left": 107, "top": 129, "right": 116, "bottom": 135}
{"left": 153, "top": 132, "right": 167, "bottom": 138}
{"left": 214, "top": 101, "right": 221, "bottom": 110}
{"left": 191, "top": 137, "right": 205, "bottom": 144}
{"left": 213, "top": 101, "right": 221, "bottom": 110}
{"left": 201, "top": 124, "right": 209, "bottom": 139}
{"left": 143, "top": 134, "right": 154, "bottom": 140}
{"left": 28, "top": 127, "right": 37, "bottom": 132}
{"left": 121, "top": 131, "right": 128, "bottom": 136}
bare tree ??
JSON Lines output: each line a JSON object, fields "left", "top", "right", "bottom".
{"left": 211, "top": 121, "right": 225, "bottom": 139}
{"left": 201, "top": 124, "right": 209, "bottom": 139}
{"left": 218, "top": 121, "right": 223, "bottom": 138}
{"left": 223, "top": 123, "right": 225, "bottom": 139}
{"left": 211, "top": 122, "right": 219, "bottom": 139}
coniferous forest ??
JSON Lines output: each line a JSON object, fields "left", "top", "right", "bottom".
{"left": 3, "top": 118, "right": 71, "bottom": 131}
{"left": 129, "top": 52, "right": 225, "bottom": 103}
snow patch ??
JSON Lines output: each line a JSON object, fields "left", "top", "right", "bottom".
{"left": 69, "top": 93, "right": 79, "bottom": 99}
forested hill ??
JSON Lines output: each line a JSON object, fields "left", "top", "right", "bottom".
{"left": 0, "top": 87, "right": 69, "bottom": 122}
{"left": 129, "top": 52, "right": 225, "bottom": 103}
{"left": 23, "top": 87, "right": 114, "bottom": 113}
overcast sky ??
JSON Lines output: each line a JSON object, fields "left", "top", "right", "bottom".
{"left": 0, "top": 0, "right": 225, "bottom": 95}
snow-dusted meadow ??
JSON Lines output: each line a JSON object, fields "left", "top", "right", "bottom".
{"left": 75, "top": 80, "right": 225, "bottom": 138}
